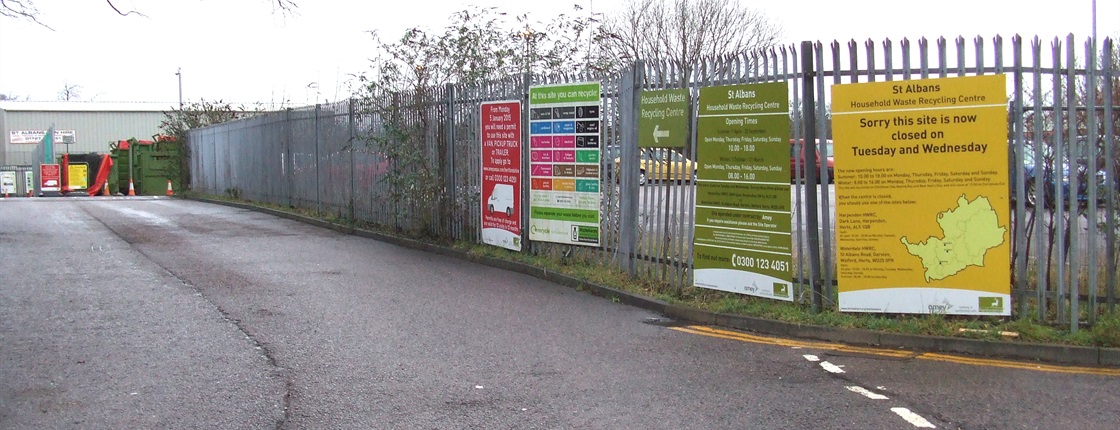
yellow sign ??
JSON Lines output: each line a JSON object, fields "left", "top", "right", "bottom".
{"left": 67, "top": 163, "right": 89, "bottom": 190}
{"left": 831, "top": 74, "right": 1010, "bottom": 315}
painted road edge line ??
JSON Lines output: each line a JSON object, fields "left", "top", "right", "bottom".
{"left": 891, "top": 407, "right": 937, "bottom": 428}
{"left": 670, "top": 325, "right": 1120, "bottom": 377}
{"left": 846, "top": 386, "right": 889, "bottom": 400}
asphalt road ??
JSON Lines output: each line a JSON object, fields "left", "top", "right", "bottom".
{"left": 2, "top": 197, "right": 1117, "bottom": 429}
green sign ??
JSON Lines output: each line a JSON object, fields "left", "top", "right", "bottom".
{"left": 978, "top": 297, "right": 1005, "bottom": 313}
{"left": 692, "top": 82, "right": 792, "bottom": 301}
{"left": 528, "top": 81, "right": 602, "bottom": 246}
{"left": 639, "top": 89, "right": 690, "bottom": 148}
{"left": 530, "top": 83, "right": 601, "bottom": 104}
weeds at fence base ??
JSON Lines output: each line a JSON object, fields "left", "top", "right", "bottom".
{"left": 1092, "top": 314, "right": 1120, "bottom": 347}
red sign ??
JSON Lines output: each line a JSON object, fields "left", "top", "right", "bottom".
{"left": 480, "top": 101, "right": 522, "bottom": 251}
{"left": 40, "top": 164, "right": 61, "bottom": 192}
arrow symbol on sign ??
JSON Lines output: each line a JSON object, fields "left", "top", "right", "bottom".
{"left": 653, "top": 124, "right": 670, "bottom": 144}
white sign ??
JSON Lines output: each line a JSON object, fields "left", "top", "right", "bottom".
{"left": 9, "top": 130, "right": 77, "bottom": 144}
{"left": 0, "top": 172, "right": 16, "bottom": 194}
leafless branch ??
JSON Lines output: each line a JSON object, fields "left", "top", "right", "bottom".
{"left": 0, "top": 0, "right": 54, "bottom": 30}
{"left": 273, "top": 0, "right": 299, "bottom": 15}
{"left": 105, "top": 0, "right": 147, "bottom": 18}
{"left": 600, "top": 0, "right": 783, "bottom": 74}
{"left": 3, "top": 0, "right": 299, "bottom": 29}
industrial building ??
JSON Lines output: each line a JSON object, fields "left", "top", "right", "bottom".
{"left": 0, "top": 101, "right": 170, "bottom": 167}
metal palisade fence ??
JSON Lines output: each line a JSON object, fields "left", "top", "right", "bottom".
{"left": 190, "top": 35, "right": 1119, "bottom": 327}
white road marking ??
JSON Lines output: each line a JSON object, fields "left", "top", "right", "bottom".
{"left": 803, "top": 354, "right": 820, "bottom": 362}
{"left": 107, "top": 205, "right": 174, "bottom": 226}
{"left": 846, "top": 386, "right": 889, "bottom": 400}
{"left": 820, "top": 361, "right": 845, "bottom": 374}
{"left": 891, "top": 407, "right": 937, "bottom": 428}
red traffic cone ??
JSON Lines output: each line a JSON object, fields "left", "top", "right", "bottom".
{"left": 128, "top": 179, "right": 136, "bottom": 196}
{"left": 166, "top": 179, "right": 174, "bottom": 196}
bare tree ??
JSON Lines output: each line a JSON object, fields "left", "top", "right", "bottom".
{"left": 2, "top": 0, "right": 297, "bottom": 29}
{"left": 57, "top": 82, "right": 81, "bottom": 101}
{"left": 1, "top": 0, "right": 50, "bottom": 28}
{"left": 599, "top": 0, "right": 783, "bottom": 75}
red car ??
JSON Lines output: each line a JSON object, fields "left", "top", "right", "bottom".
{"left": 790, "top": 138, "right": 834, "bottom": 183}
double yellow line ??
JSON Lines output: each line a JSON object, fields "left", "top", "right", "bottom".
{"left": 671, "top": 325, "right": 1120, "bottom": 376}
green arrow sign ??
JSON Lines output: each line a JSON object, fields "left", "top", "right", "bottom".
{"left": 639, "top": 89, "right": 690, "bottom": 148}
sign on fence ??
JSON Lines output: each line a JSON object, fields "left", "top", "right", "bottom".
{"left": 480, "top": 100, "right": 523, "bottom": 251}
{"left": 832, "top": 74, "right": 1011, "bottom": 315}
{"left": 527, "top": 82, "right": 602, "bottom": 246}
{"left": 693, "top": 82, "right": 793, "bottom": 300}
{"left": 639, "top": 89, "right": 690, "bottom": 148}
{"left": 24, "top": 170, "right": 34, "bottom": 195}
{"left": 40, "top": 164, "right": 60, "bottom": 192}
{"left": 0, "top": 172, "right": 16, "bottom": 195}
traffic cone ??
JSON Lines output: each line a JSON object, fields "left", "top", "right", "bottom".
{"left": 128, "top": 179, "right": 136, "bottom": 196}
{"left": 102, "top": 181, "right": 110, "bottom": 196}
{"left": 166, "top": 180, "right": 174, "bottom": 196}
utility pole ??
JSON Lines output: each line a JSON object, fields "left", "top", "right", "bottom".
{"left": 176, "top": 67, "right": 183, "bottom": 110}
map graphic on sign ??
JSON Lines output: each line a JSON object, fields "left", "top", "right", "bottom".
{"left": 900, "top": 194, "right": 1006, "bottom": 282}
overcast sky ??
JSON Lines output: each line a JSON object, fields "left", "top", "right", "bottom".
{"left": 0, "top": 0, "right": 1116, "bottom": 107}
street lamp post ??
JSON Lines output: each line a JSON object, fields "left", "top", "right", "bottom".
{"left": 176, "top": 67, "right": 183, "bottom": 111}
{"left": 1092, "top": 0, "right": 1097, "bottom": 43}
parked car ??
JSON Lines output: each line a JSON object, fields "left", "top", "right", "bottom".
{"left": 790, "top": 138, "right": 833, "bottom": 183}
{"left": 1011, "top": 138, "right": 1116, "bottom": 208}
{"left": 611, "top": 147, "right": 697, "bottom": 186}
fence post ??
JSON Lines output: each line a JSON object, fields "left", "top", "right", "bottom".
{"left": 1104, "top": 38, "right": 1117, "bottom": 313}
{"left": 1012, "top": 36, "right": 1029, "bottom": 318}
{"left": 521, "top": 72, "right": 532, "bottom": 254}
{"left": 1085, "top": 37, "right": 1100, "bottom": 325}
{"left": 444, "top": 83, "right": 457, "bottom": 239}
{"left": 315, "top": 103, "right": 322, "bottom": 215}
{"left": 285, "top": 108, "right": 293, "bottom": 208}
{"left": 619, "top": 61, "right": 642, "bottom": 276}
{"left": 349, "top": 99, "right": 357, "bottom": 221}
{"left": 800, "top": 41, "right": 824, "bottom": 312}
{"left": 1065, "top": 36, "right": 1079, "bottom": 333}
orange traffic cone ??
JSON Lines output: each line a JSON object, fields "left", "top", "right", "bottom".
{"left": 102, "top": 181, "right": 110, "bottom": 196}
{"left": 166, "top": 180, "right": 174, "bottom": 196}
{"left": 128, "top": 179, "right": 136, "bottom": 196}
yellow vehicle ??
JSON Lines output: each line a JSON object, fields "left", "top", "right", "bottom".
{"left": 613, "top": 148, "right": 696, "bottom": 186}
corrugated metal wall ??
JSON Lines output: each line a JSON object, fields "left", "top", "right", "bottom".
{"left": 0, "top": 107, "right": 166, "bottom": 166}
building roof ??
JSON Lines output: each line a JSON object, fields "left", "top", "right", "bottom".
{"left": 0, "top": 101, "right": 176, "bottom": 113}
